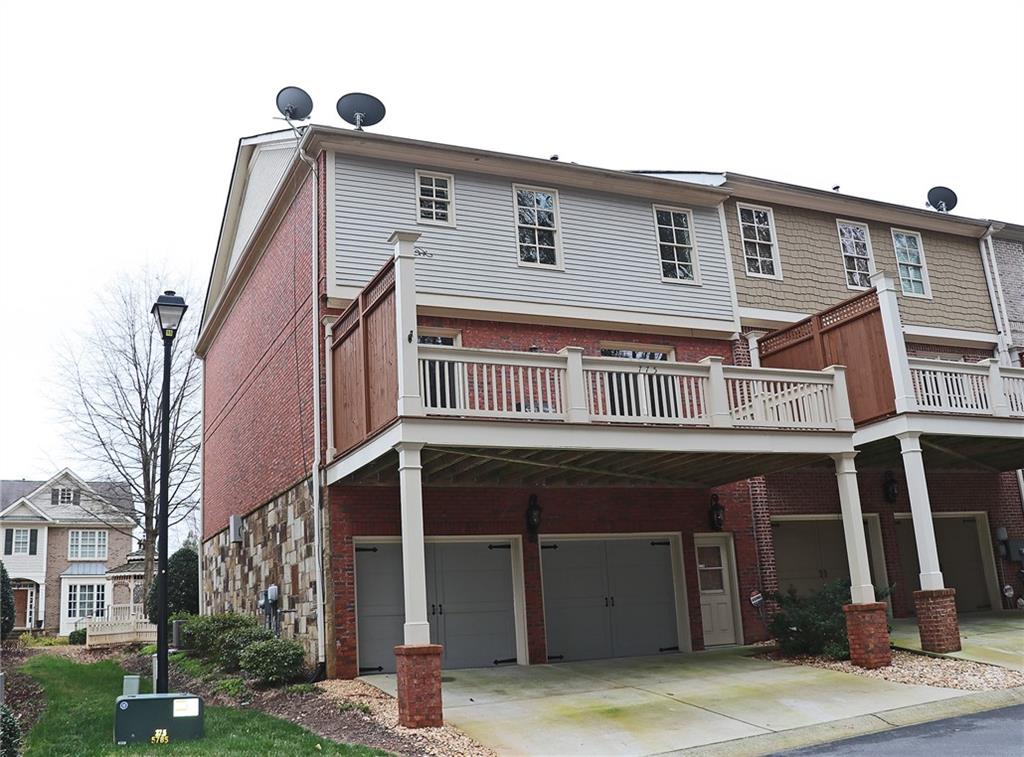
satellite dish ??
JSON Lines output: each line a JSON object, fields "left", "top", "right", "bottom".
{"left": 926, "top": 186, "right": 958, "bottom": 213}
{"left": 337, "top": 92, "right": 386, "bottom": 130}
{"left": 276, "top": 86, "right": 313, "bottom": 121}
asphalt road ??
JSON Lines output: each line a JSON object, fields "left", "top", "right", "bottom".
{"left": 776, "top": 704, "right": 1024, "bottom": 755}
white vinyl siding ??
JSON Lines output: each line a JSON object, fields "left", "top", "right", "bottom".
{"left": 67, "top": 583, "right": 105, "bottom": 619}
{"left": 891, "top": 229, "right": 931, "bottom": 297}
{"left": 333, "top": 155, "right": 737, "bottom": 323}
{"left": 415, "top": 170, "right": 455, "bottom": 226}
{"left": 654, "top": 206, "right": 699, "bottom": 283}
{"left": 737, "top": 204, "right": 781, "bottom": 279}
{"left": 68, "top": 529, "right": 108, "bottom": 560}
{"left": 837, "top": 220, "right": 874, "bottom": 289}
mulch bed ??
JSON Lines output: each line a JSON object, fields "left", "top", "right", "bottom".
{"left": 1, "top": 642, "right": 47, "bottom": 736}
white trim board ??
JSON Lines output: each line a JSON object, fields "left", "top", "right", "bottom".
{"left": 852, "top": 412, "right": 1024, "bottom": 447}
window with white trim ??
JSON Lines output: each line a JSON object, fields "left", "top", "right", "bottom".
{"left": 69, "top": 530, "right": 108, "bottom": 560}
{"left": 67, "top": 583, "right": 105, "bottom": 619}
{"left": 891, "top": 229, "right": 930, "bottom": 296}
{"left": 12, "top": 528, "right": 30, "bottom": 555}
{"left": 56, "top": 487, "right": 74, "bottom": 504}
{"left": 415, "top": 171, "right": 455, "bottom": 226}
{"left": 514, "top": 186, "right": 560, "bottom": 267}
{"left": 654, "top": 206, "right": 698, "bottom": 282}
{"left": 737, "top": 204, "right": 781, "bottom": 278}
{"left": 837, "top": 221, "right": 874, "bottom": 288}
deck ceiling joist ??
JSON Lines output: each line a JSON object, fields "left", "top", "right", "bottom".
{"left": 340, "top": 446, "right": 833, "bottom": 488}
{"left": 853, "top": 434, "right": 1024, "bottom": 471}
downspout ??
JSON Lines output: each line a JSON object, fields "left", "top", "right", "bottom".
{"left": 978, "top": 226, "right": 1013, "bottom": 365}
{"left": 296, "top": 132, "right": 328, "bottom": 678}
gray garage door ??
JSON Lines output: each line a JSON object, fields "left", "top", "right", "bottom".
{"left": 355, "top": 541, "right": 517, "bottom": 673}
{"left": 542, "top": 538, "right": 678, "bottom": 662}
{"left": 895, "top": 517, "right": 991, "bottom": 612}
{"left": 773, "top": 519, "right": 877, "bottom": 597}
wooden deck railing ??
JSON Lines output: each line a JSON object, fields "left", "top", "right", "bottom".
{"left": 85, "top": 604, "right": 155, "bottom": 648}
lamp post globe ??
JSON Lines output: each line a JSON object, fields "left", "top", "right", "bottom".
{"left": 151, "top": 289, "right": 186, "bottom": 694}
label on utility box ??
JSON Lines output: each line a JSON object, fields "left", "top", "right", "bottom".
{"left": 172, "top": 698, "right": 200, "bottom": 718}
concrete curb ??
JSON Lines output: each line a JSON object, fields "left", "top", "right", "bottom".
{"left": 668, "top": 686, "right": 1024, "bottom": 756}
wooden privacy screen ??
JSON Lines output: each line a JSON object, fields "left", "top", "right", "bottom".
{"left": 758, "top": 289, "right": 895, "bottom": 425}
{"left": 331, "top": 259, "right": 398, "bottom": 455}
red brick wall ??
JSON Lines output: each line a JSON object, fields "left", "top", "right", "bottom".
{"left": 419, "top": 316, "right": 734, "bottom": 363}
{"left": 328, "top": 482, "right": 768, "bottom": 678}
{"left": 759, "top": 466, "right": 1023, "bottom": 616}
{"left": 904, "top": 342, "right": 994, "bottom": 361}
{"left": 202, "top": 178, "right": 315, "bottom": 539}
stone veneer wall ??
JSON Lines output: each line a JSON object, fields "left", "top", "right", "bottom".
{"left": 202, "top": 478, "right": 321, "bottom": 663}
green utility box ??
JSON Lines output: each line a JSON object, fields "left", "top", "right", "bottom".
{"left": 114, "top": 693, "right": 204, "bottom": 745}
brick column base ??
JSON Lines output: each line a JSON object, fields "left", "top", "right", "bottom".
{"left": 843, "top": 602, "right": 891, "bottom": 669}
{"left": 914, "top": 589, "right": 961, "bottom": 653}
{"left": 394, "top": 644, "right": 443, "bottom": 728}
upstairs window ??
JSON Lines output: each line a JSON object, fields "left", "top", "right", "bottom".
{"left": 69, "top": 529, "right": 108, "bottom": 560}
{"left": 837, "top": 220, "right": 874, "bottom": 289}
{"left": 513, "top": 185, "right": 561, "bottom": 268}
{"left": 654, "top": 206, "right": 699, "bottom": 283}
{"left": 891, "top": 229, "right": 930, "bottom": 297}
{"left": 55, "top": 487, "right": 74, "bottom": 505}
{"left": 737, "top": 204, "right": 781, "bottom": 278}
{"left": 4, "top": 528, "right": 37, "bottom": 556}
{"left": 415, "top": 171, "right": 455, "bottom": 226}
{"left": 13, "top": 528, "right": 31, "bottom": 555}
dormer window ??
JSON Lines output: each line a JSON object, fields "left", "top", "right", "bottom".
{"left": 56, "top": 487, "right": 74, "bottom": 505}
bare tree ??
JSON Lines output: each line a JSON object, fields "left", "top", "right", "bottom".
{"left": 60, "top": 267, "right": 201, "bottom": 598}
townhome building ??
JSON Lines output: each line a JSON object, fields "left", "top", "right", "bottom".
{"left": 642, "top": 172, "right": 1024, "bottom": 655}
{"left": 0, "top": 468, "right": 134, "bottom": 635}
{"left": 199, "top": 127, "right": 897, "bottom": 727}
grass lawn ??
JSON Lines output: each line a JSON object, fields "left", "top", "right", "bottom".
{"left": 20, "top": 655, "right": 387, "bottom": 756}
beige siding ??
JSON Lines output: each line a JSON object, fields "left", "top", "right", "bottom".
{"left": 725, "top": 199, "right": 996, "bottom": 332}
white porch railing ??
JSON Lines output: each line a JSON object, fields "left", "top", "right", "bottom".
{"left": 908, "top": 358, "right": 1024, "bottom": 417}
{"left": 417, "top": 345, "right": 852, "bottom": 431}
{"left": 85, "top": 603, "right": 155, "bottom": 648}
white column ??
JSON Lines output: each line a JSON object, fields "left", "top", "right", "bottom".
{"left": 389, "top": 231, "right": 423, "bottom": 417}
{"left": 986, "top": 359, "right": 1010, "bottom": 418}
{"left": 833, "top": 452, "right": 876, "bottom": 604}
{"left": 898, "top": 432, "right": 944, "bottom": 590}
{"left": 746, "top": 330, "right": 768, "bottom": 368}
{"left": 824, "top": 365, "right": 855, "bottom": 431}
{"left": 700, "top": 356, "right": 734, "bottom": 427}
{"left": 37, "top": 583, "right": 46, "bottom": 628}
{"left": 396, "top": 442, "right": 431, "bottom": 645}
{"left": 558, "top": 347, "right": 590, "bottom": 423}
{"left": 870, "top": 272, "right": 917, "bottom": 414}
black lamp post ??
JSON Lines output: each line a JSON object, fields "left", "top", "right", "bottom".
{"left": 151, "top": 290, "right": 187, "bottom": 694}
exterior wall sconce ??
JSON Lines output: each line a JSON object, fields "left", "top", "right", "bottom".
{"left": 526, "top": 494, "right": 542, "bottom": 541}
{"left": 882, "top": 471, "right": 900, "bottom": 503}
{"left": 709, "top": 494, "right": 725, "bottom": 531}
{"left": 995, "top": 527, "right": 1009, "bottom": 558}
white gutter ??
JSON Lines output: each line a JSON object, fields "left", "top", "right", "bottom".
{"left": 295, "top": 134, "right": 328, "bottom": 673}
{"left": 978, "top": 226, "right": 1013, "bottom": 365}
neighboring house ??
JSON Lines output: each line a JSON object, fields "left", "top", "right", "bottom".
{"left": 990, "top": 223, "right": 1024, "bottom": 364}
{"left": 0, "top": 469, "right": 134, "bottom": 635}
{"left": 198, "top": 127, "right": 896, "bottom": 727}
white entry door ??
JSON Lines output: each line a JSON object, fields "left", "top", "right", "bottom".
{"left": 695, "top": 538, "right": 737, "bottom": 646}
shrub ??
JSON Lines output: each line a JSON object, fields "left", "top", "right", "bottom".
{"left": 0, "top": 703, "right": 21, "bottom": 757}
{"left": 20, "top": 634, "right": 68, "bottom": 648}
{"left": 217, "top": 625, "right": 275, "bottom": 672}
{"left": 68, "top": 628, "right": 87, "bottom": 645}
{"left": 181, "top": 613, "right": 260, "bottom": 661}
{"left": 239, "top": 638, "right": 306, "bottom": 686}
{"left": 146, "top": 545, "right": 199, "bottom": 620}
{"left": 212, "top": 677, "right": 248, "bottom": 698}
{"left": 0, "top": 562, "right": 14, "bottom": 640}
{"left": 768, "top": 579, "right": 890, "bottom": 659}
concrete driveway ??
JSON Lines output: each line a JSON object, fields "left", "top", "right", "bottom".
{"left": 891, "top": 612, "right": 1024, "bottom": 671}
{"left": 364, "top": 648, "right": 966, "bottom": 755}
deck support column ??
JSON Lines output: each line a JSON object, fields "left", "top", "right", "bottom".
{"left": 394, "top": 441, "right": 443, "bottom": 727}
{"left": 834, "top": 451, "right": 891, "bottom": 668}
{"left": 898, "top": 432, "right": 961, "bottom": 652}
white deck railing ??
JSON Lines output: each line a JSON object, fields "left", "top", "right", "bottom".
{"left": 417, "top": 345, "right": 852, "bottom": 431}
{"left": 908, "top": 358, "right": 1024, "bottom": 417}
{"left": 85, "top": 603, "right": 154, "bottom": 648}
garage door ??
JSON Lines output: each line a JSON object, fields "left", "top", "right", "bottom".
{"left": 542, "top": 538, "right": 678, "bottom": 661}
{"left": 773, "top": 519, "right": 877, "bottom": 596}
{"left": 895, "top": 517, "right": 991, "bottom": 612}
{"left": 355, "top": 541, "right": 517, "bottom": 673}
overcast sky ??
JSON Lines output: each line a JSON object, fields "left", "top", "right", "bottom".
{"left": 1, "top": 2, "right": 1022, "bottom": 482}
